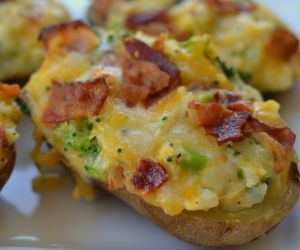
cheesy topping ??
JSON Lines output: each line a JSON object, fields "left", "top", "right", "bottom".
{"left": 102, "top": 0, "right": 300, "bottom": 92}
{"left": 25, "top": 25, "right": 297, "bottom": 215}
{"left": 0, "top": 84, "right": 22, "bottom": 171}
{"left": 0, "top": 0, "right": 69, "bottom": 80}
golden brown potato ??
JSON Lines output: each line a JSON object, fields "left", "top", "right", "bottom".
{"left": 102, "top": 166, "right": 300, "bottom": 247}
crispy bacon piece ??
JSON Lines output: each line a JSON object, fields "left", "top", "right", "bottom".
{"left": 189, "top": 101, "right": 295, "bottom": 147}
{"left": 90, "top": 0, "right": 113, "bottom": 24}
{"left": 209, "top": 111, "right": 251, "bottom": 144}
{"left": 39, "top": 20, "right": 97, "bottom": 53}
{"left": 245, "top": 117, "right": 296, "bottom": 149}
{"left": 189, "top": 100, "right": 295, "bottom": 173}
{"left": 244, "top": 117, "right": 295, "bottom": 173}
{"left": 122, "top": 57, "right": 171, "bottom": 106}
{"left": 214, "top": 91, "right": 252, "bottom": 112}
{"left": 205, "top": 0, "right": 257, "bottom": 16}
{"left": 265, "top": 28, "right": 299, "bottom": 61}
{"left": 131, "top": 159, "right": 169, "bottom": 193}
{"left": 0, "top": 84, "right": 21, "bottom": 97}
{"left": 122, "top": 38, "right": 180, "bottom": 106}
{"left": 124, "top": 38, "right": 180, "bottom": 85}
{"left": 188, "top": 101, "right": 231, "bottom": 127}
{"left": 42, "top": 77, "right": 108, "bottom": 124}
{"left": 0, "top": 126, "right": 9, "bottom": 149}
{"left": 214, "top": 90, "right": 241, "bottom": 106}
{"left": 126, "top": 11, "right": 169, "bottom": 30}
{"left": 125, "top": 7, "right": 191, "bottom": 40}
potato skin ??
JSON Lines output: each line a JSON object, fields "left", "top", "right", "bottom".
{"left": 0, "top": 145, "right": 15, "bottom": 190}
{"left": 59, "top": 151, "right": 300, "bottom": 247}
{"left": 96, "top": 166, "right": 300, "bottom": 247}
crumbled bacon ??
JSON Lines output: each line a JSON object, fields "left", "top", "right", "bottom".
{"left": 39, "top": 20, "right": 96, "bottom": 53}
{"left": 214, "top": 90, "right": 252, "bottom": 112}
{"left": 209, "top": 111, "right": 251, "bottom": 144}
{"left": 131, "top": 159, "right": 169, "bottom": 193}
{"left": 90, "top": 0, "right": 113, "bottom": 24}
{"left": 245, "top": 117, "right": 296, "bottom": 149}
{"left": 188, "top": 100, "right": 295, "bottom": 173}
{"left": 188, "top": 101, "right": 295, "bottom": 147}
{"left": 205, "top": 0, "right": 257, "bottom": 15}
{"left": 188, "top": 101, "right": 232, "bottom": 127}
{"left": 42, "top": 77, "right": 108, "bottom": 124}
{"left": 122, "top": 57, "right": 170, "bottom": 106}
{"left": 122, "top": 38, "right": 180, "bottom": 106}
{"left": 126, "top": 11, "right": 169, "bottom": 30}
{"left": 265, "top": 28, "right": 299, "bottom": 61}
{"left": 0, "top": 126, "right": 9, "bottom": 149}
{"left": 124, "top": 38, "right": 180, "bottom": 84}
{"left": 214, "top": 90, "right": 241, "bottom": 106}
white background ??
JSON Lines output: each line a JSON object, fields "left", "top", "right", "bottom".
{"left": 1, "top": 0, "right": 300, "bottom": 249}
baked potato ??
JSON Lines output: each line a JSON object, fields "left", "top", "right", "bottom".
{"left": 0, "top": 0, "right": 69, "bottom": 82}
{"left": 0, "top": 84, "right": 22, "bottom": 190}
{"left": 88, "top": 0, "right": 300, "bottom": 92}
{"left": 23, "top": 21, "right": 300, "bottom": 247}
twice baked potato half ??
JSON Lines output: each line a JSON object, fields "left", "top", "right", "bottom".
{"left": 0, "top": 84, "right": 21, "bottom": 190}
{"left": 23, "top": 21, "right": 299, "bottom": 247}
{"left": 89, "top": 0, "right": 300, "bottom": 92}
{"left": 0, "top": 0, "right": 69, "bottom": 82}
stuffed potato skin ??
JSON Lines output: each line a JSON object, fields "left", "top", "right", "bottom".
{"left": 0, "top": 84, "right": 22, "bottom": 190}
{"left": 0, "top": 0, "right": 69, "bottom": 81}
{"left": 0, "top": 146, "right": 15, "bottom": 190}
{"left": 24, "top": 21, "right": 299, "bottom": 246}
{"left": 88, "top": 0, "right": 300, "bottom": 92}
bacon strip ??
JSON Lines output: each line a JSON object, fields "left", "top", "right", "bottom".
{"left": 188, "top": 101, "right": 231, "bottom": 127}
{"left": 39, "top": 20, "right": 97, "bottom": 53}
{"left": 126, "top": 11, "right": 169, "bottom": 30}
{"left": 90, "top": 0, "right": 113, "bottom": 24}
{"left": 189, "top": 101, "right": 295, "bottom": 148}
{"left": 189, "top": 101, "right": 295, "bottom": 173}
{"left": 209, "top": 111, "right": 251, "bottom": 144}
{"left": 214, "top": 90, "right": 241, "bottom": 106}
{"left": 122, "top": 57, "right": 171, "bottom": 106}
{"left": 131, "top": 159, "right": 169, "bottom": 193}
{"left": 124, "top": 38, "right": 180, "bottom": 85}
{"left": 122, "top": 38, "right": 180, "bottom": 106}
{"left": 205, "top": 0, "right": 257, "bottom": 15}
{"left": 42, "top": 77, "right": 108, "bottom": 124}
{"left": 245, "top": 117, "right": 296, "bottom": 149}
{"left": 265, "top": 28, "right": 299, "bottom": 61}
{"left": 214, "top": 90, "right": 252, "bottom": 112}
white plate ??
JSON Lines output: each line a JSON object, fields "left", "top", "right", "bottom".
{"left": 1, "top": 1, "right": 300, "bottom": 249}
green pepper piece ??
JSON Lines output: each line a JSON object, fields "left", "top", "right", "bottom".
{"left": 180, "top": 147, "right": 208, "bottom": 172}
